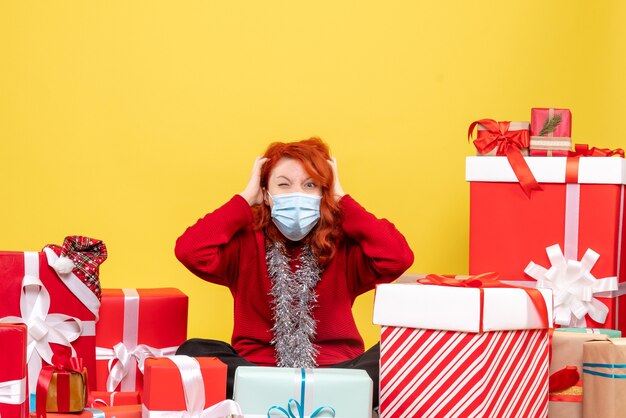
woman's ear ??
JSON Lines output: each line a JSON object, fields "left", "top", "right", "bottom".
{"left": 263, "top": 188, "right": 269, "bottom": 206}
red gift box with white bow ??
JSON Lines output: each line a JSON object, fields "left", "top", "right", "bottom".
{"left": 0, "top": 249, "right": 101, "bottom": 401}
{"left": 94, "top": 288, "right": 188, "bottom": 392}
{"left": 467, "top": 154, "right": 626, "bottom": 332}
{"left": 0, "top": 323, "right": 28, "bottom": 418}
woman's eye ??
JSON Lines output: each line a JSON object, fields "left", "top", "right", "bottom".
{"left": 305, "top": 182, "right": 317, "bottom": 188}
{"left": 278, "top": 183, "right": 289, "bottom": 187}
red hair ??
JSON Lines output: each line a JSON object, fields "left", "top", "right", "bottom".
{"left": 252, "top": 137, "right": 343, "bottom": 267}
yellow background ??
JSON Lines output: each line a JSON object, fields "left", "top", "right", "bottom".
{"left": 1, "top": 2, "right": 625, "bottom": 348}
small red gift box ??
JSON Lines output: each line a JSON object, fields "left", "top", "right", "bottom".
{"left": 467, "top": 154, "right": 626, "bottom": 332}
{"left": 95, "top": 288, "right": 188, "bottom": 392}
{"left": 0, "top": 323, "right": 28, "bottom": 418}
{"left": 30, "top": 404, "right": 142, "bottom": 418}
{"left": 0, "top": 249, "right": 101, "bottom": 398}
{"left": 89, "top": 391, "right": 141, "bottom": 408}
{"left": 530, "top": 107, "right": 572, "bottom": 156}
{"left": 142, "top": 356, "right": 232, "bottom": 417}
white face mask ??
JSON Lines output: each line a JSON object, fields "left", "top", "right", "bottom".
{"left": 268, "top": 192, "right": 322, "bottom": 241}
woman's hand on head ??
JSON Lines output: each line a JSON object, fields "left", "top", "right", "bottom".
{"left": 239, "top": 156, "right": 268, "bottom": 206}
{"left": 328, "top": 157, "right": 345, "bottom": 202}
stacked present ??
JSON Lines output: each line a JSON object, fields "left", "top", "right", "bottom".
{"left": 0, "top": 236, "right": 242, "bottom": 418}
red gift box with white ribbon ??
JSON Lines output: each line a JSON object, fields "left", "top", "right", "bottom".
{"left": 142, "top": 356, "right": 239, "bottom": 417}
{"left": 0, "top": 250, "right": 101, "bottom": 401}
{"left": 467, "top": 152, "right": 626, "bottom": 332}
{"left": 373, "top": 274, "right": 553, "bottom": 418}
{"left": 0, "top": 323, "right": 28, "bottom": 418}
{"left": 94, "top": 288, "right": 188, "bottom": 392}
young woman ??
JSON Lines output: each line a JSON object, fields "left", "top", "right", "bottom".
{"left": 175, "top": 137, "right": 413, "bottom": 406}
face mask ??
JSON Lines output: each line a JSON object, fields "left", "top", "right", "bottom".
{"left": 268, "top": 192, "right": 322, "bottom": 241}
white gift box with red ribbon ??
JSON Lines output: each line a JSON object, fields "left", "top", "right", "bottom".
{"left": 374, "top": 279, "right": 553, "bottom": 418}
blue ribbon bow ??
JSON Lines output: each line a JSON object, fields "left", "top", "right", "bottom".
{"left": 267, "top": 369, "right": 336, "bottom": 418}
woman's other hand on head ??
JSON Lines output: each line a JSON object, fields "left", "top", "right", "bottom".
{"left": 239, "top": 156, "right": 268, "bottom": 206}
{"left": 328, "top": 157, "right": 345, "bottom": 202}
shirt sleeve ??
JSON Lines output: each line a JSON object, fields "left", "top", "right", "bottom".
{"left": 340, "top": 194, "right": 414, "bottom": 295}
{"left": 174, "top": 194, "right": 255, "bottom": 287}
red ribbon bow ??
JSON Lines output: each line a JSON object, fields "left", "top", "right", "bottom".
{"left": 565, "top": 144, "right": 625, "bottom": 183}
{"left": 418, "top": 272, "right": 550, "bottom": 332}
{"left": 36, "top": 347, "right": 88, "bottom": 418}
{"left": 468, "top": 119, "right": 542, "bottom": 197}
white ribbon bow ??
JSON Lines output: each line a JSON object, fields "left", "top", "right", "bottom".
{"left": 0, "top": 253, "right": 83, "bottom": 393}
{"left": 142, "top": 355, "right": 243, "bottom": 418}
{"left": 525, "top": 244, "right": 618, "bottom": 327}
{"left": 0, "top": 377, "right": 27, "bottom": 405}
{"left": 96, "top": 343, "right": 178, "bottom": 391}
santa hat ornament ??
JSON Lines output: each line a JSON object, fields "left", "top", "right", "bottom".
{"left": 45, "top": 236, "right": 108, "bottom": 300}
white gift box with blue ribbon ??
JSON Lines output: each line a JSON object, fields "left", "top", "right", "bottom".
{"left": 233, "top": 366, "right": 372, "bottom": 418}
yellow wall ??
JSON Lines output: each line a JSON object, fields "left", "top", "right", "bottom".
{"left": 1, "top": 2, "right": 625, "bottom": 348}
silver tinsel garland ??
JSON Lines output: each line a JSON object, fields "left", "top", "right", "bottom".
{"left": 266, "top": 241, "right": 322, "bottom": 368}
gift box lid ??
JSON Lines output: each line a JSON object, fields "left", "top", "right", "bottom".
{"left": 465, "top": 156, "right": 626, "bottom": 185}
{"left": 373, "top": 280, "right": 553, "bottom": 332}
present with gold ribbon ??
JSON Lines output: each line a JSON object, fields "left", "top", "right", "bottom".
{"left": 0, "top": 237, "right": 106, "bottom": 406}
{"left": 468, "top": 119, "right": 540, "bottom": 197}
{"left": 582, "top": 338, "right": 626, "bottom": 418}
{"left": 467, "top": 150, "right": 626, "bottom": 331}
{"left": 94, "top": 288, "right": 188, "bottom": 392}
{"left": 0, "top": 323, "right": 28, "bottom": 418}
{"left": 373, "top": 273, "right": 553, "bottom": 418}
{"left": 530, "top": 107, "right": 572, "bottom": 156}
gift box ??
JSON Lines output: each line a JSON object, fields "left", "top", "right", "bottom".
{"left": 0, "top": 247, "right": 102, "bottom": 399}
{"left": 467, "top": 155, "right": 626, "bottom": 331}
{"left": 0, "top": 323, "right": 28, "bottom": 418}
{"left": 233, "top": 366, "right": 372, "bottom": 418}
{"left": 548, "top": 329, "right": 620, "bottom": 418}
{"left": 530, "top": 108, "right": 572, "bottom": 156}
{"left": 30, "top": 404, "right": 142, "bottom": 418}
{"left": 142, "top": 356, "right": 235, "bottom": 417}
{"left": 582, "top": 338, "right": 626, "bottom": 418}
{"left": 373, "top": 275, "right": 553, "bottom": 418}
{"left": 558, "top": 327, "right": 622, "bottom": 338}
{"left": 94, "top": 288, "right": 188, "bottom": 392}
{"left": 89, "top": 391, "right": 141, "bottom": 408}
{"left": 35, "top": 355, "right": 88, "bottom": 416}
{"left": 468, "top": 119, "right": 539, "bottom": 197}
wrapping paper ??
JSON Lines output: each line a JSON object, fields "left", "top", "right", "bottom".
{"left": 142, "top": 356, "right": 228, "bottom": 416}
{"left": 582, "top": 338, "right": 626, "bottom": 418}
{"left": 466, "top": 156, "right": 626, "bottom": 331}
{"left": 89, "top": 391, "right": 140, "bottom": 408}
{"left": 0, "top": 323, "right": 28, "bottom": 418}
{"left": 378, "top": 327, "right": 550, "bottom": 418}
{"left": 233, "top": 366, "right": 371, "bottom": 418}
{"left": 0, "top": 251, "right": 99, "bottom": 397}
{"left": 29, "top": 404, "right": 142, "bottom": 418}
{"left": 95, "top": 288, "right": 188, "bottom": 392}
{"left": 530, "top": 108, "right": 572, "bottom": 156}
{"left": 548, "top": 331, "right": 618, "bottom": 418}
{"left": 374, "top": 279, "right": 551, "bottom": 418}
{"left": 39, "top": 366, "right": 88, "bottom": 413}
